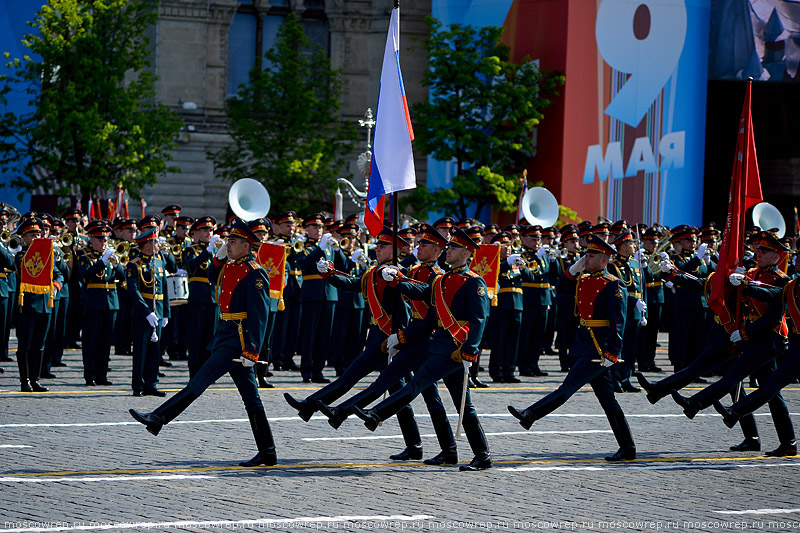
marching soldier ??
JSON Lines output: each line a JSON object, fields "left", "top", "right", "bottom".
{"left": 329, "top": 223, "right": 366, "bottom": 374}
{"left": 541, "top": 226, "right": 559, "bottom": 356}
{"left": 607, "top": 229, "right": 647, "bottom": 392}
{"left": 127, "top": 227, "right": 170, "bottom": 396}
{"left": 14, "top": 217, "right": 64, "bottom": 392}
{"left": 113, "top": 218, "right": 138, "bottom": 356}
{"left": 508, "top": 235, "right": 635, "bottom": 461}
{"left": 78, "top": 220, "right": 125, "bottom": 386}
{"left": 63, "top": 208, "right": 86, "bottom": 349}
{"left": 248, "top": 217, "right": 278, "bottom": 388}
{"left": 284, "top": 227, "right": 425, "bottom": 460}
{"left": 672, "top": 231, "right": 796, "bottom": 456}
{"left": 182, "top": 216, "right": 219, "bottom": 378}
{"left": 639, "top": 227, "right": 665, "bottom": 372}
{"left": 352, "top": 227, "right": 493, "bottom": 471}
{"left": 42, "top": 217, "right": 70, "bottom": 377}
{"left": 130, "top": 219, "right": 278, "bottom": 467}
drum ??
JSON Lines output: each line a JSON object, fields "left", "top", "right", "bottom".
{"left": 166, "top": 274, "right": 189, "bottom": 306}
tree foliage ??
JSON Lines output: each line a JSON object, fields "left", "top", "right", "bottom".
{"left": 0, "top": 0, "right": 182, "bottom": 208}
{"left": 210, "top": 13, "right": 357, "bottom": 216}
{"left": 408, "top": 17, "right": 565, "bottom": 220}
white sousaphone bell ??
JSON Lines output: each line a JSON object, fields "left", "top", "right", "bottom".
{"left": 521, "top": 187, "right": 560, "bottom": 227}
{"left": 229, "top": 178, "right": 271, "bottom": 220}
{"left": 752, "top": 202, "right": 785, "bottom": 238}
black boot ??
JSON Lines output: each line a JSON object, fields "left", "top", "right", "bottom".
{"left": 28, "top": 350, "right": 44, "bottom": 384}
{"left": 634, "top": 372, "right": 663, "bottom": 404}
{"left": 239, "top": 410, "right": 277, "bottom": 467}
{"left": 17, "top": 351, "right": 31, "bottom": 392}
{"left": 605, "top": 411, "right": 636, "bottom": 461}
{"left": 729, "top": 437, "right": 760, "bottom": 452}
{"left": 130, "top": 388, "right": 197, "bottom": 436}
{"left": 508, "top": 392, "right": 566, "bottom": 430}
{"left": 389, "top": 443, "right": 422, "bottom": 461}
{"left": 316, "top": 400, "right": 350, "bottom": 430}
{"left": 284, "top": 393, "right": 315, "bottom": 422}
{"left": 352, "top": 406, "right": 380, "bottom": 432}
{"left": 765, "top": 441, "right": 797, "bottom": 457}
{"left": 459, "top": 452, "right": 492, "bottom": 471}
{"left": 670, "top": 390, "right": 700, "bottom": 419}
{"left": 423, "top": 447, "right": 458, "bottom": 465}
{"left": 712, "top": 401, "right": 739, "bottom": 429}
{"left": 129, "top": 409, "right": 166, "bottom": 436}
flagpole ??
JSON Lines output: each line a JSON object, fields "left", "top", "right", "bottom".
{"left": 392, "top": 191, "right": 399, "bottom": 333}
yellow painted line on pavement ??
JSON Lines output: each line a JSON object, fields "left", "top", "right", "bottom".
{"left": 2, "top": 454, "right": 795, "bottom": 478}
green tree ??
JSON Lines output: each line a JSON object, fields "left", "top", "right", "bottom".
{"left": 409, "top": 17, "right": 564, "bottom": 220}
{"left": 211, "top": 13, "right": 357, "bottom": 215}
{"left": 0, "top": 0, "right": 182, "bottom": 208}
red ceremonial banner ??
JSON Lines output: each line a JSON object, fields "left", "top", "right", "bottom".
{"left": 256, "top": 242, "right": 287, "bottom": 307}
{"left": 19, "top": 238, "right": 55, "bottom": 306}
{"left": 708, "top": 82, "right": 762, "bottom": 329}
{"left": 469, "top": 243, "right": 501, "bottom": 299}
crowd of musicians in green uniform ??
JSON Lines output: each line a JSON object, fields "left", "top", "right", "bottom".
{"left": 2, "top": 202, "right": 799, "bottom": 468}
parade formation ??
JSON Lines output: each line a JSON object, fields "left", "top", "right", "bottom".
{"left": 1, "top": 195, "right": 798, "bottom": 471}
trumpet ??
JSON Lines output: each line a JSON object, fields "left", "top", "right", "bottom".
{"left": 171, "top": 243, "right": 183, "bottom": 256}
{"left": 214, "top": 238, "right": 228, "bottom": 249}
{"left": 60, "top": 232, "right": 74, "bottom": 247}
{"left": 115, "top": 241, "right": 131, "bottom": 255}
{"left": 292, "top": 240, "right": 304, "bottom": 253}
{"left": 108, "top": 253, "right": 129, "bottom": 267}
{"left": 511, "top": 238, "right": 522, "bottom": 250}
{"left": 2, "top": 232, "right": 23, "bottom": 251}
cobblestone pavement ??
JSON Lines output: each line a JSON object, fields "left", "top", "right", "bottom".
{"left": 1, "top": 334, "right": 799, "bottom": 532}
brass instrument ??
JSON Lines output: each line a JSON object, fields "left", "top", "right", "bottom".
{"left": 339, "top": 236, "right": 351, "bottom": 249}
{"left": 511, "top": 238, "right": 522, "bottom": 250}
{"left": 647, "top": 232, "right": 673, "bottom": 274}
{"left": 108, "top": 253, "right": 129, "bottom": 267}
{"left": 171, "top": 243, "right": 183, "bottom": 256}
{"left": 60, "top": 232, "right": 74, "bottom": 247}
{"left": 215, "top": 238, "right": 228, "bottom": 249}
{"left": 0, "top": 202, "right": 21, "bottom": 228}
{"left": 3, "top": 233, "right": 23, "bottom": 251}
{"left": 115, "top": 241, "right": 131, "bottom": 255}
{"left": 292, "top": 240, "right": 304, "bottom": 253}
{"left": 0, "top": 230, "right": 10, "bottom": 243}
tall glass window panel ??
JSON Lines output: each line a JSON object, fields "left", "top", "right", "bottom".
{"left": 262, "top": 15, "right": 284, "bottom": 71}
{"left": 227, "top": 11, "right": 257, "bottom": 98}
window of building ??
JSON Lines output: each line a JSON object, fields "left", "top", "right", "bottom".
{"left": 226, "top": 2, "right": 328, "bottom": 99}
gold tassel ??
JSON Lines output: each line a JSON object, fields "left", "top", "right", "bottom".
{"left": 18, "top": 291, "right": 23, "bottom": 307}
{"left": 491, "top": 296, "right": 498, "bottom": 307}
{"left": 277, "top": 298, "right": 285, "bottom": 311}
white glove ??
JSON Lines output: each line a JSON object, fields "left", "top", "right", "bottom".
{"left": 659, "top": 260, "right": 674, "bottom": 273}
{"left": 730, "top": 330, "right": 743, "bottom": 343}
{"left": 535, "top": 245, "right": 548, "bottom": 259}
{"left": 568, "top": 255, "right": 586, "bottom": 276}
{"left": 640, "top": 317, "right": 648, "bottom": 327}
{"left": 157, "top": 236, "right": 166, "bottom": 246}
{"left": 176, "top": 269, "right": 187, "bottom": 276}
{"left": 318, "top": 233, "right": 332, "bottom": 249}
{"left": 664, "top": 280, "right": 674, "bottom": 289}
{"left": 381, "top": 267, "right": 399, "bottom": 282}
{"left": 601, "top": 357, "right": 614, "bottom": 368}
{"left": 316, "top": 259, "right": 332, "bottom": 273}
{"left": 734, "top": 266, "right": 746, "bottom": 274}
{"left": 462, "top": 360, "right": 472, "bottom": 370}
{"left": 274, "top": 238, "right": 285, "bottom": 244}
{"left": 351, "top": 249, "right": 364, "bottom": 265}
{"left": 507, "top": 253, "right": 522, "bottom": 267}
{"left": 547, "top": 247, "right": 558, "bottom": 259}
{"left": 729, "top": 273, "right": 745, "bottom": 286}
{"left": 412, "top": 246, "right": 419, "bottom": 258}
{"left": 297, "top": 233, "right": 307, "bottom": 242}
{"left": 386, "top": 333, "right": 400, "bottom": 351}
{"left": 633, "top": 250, "right": 643, "bottom": 262}
{"left": 207, "top": 235, "right": 220, "bottom": 254}
{"left": 695, "top": 243, "right": 708, "bottom": 259}
{"left": 659, "top": 251, "right": 670, "bottom": 260}
{"left": 145, "top": 312, "right": 158, "bottom": 328}
{"left": 636, "top": 299, "right": 647, "bottom": 313}
{"left": 237, "top": 356, "right": 256, "bottom": 368}
{"left": 161, "top": 317, "right": 169, "bottom": 328}
{"left": 215, "top": 242, "right": 228, "bottom": 260}
{"left": 610, "top": 244, "right": 617, "bottom": 252}
{"left": 101, "top": 247, "right": 114, "bottom": 264}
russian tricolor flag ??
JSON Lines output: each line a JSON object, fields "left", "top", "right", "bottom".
{"left": 364, "top": 4, "right": 416, "bottom": 237}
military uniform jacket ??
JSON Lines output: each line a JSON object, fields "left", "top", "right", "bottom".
{"left": 520, "top": 249, "right": 553, "bottom": 306}
{"left": 324, "top": 263, "right": 410, "bottom": 349}
{"left": 609, "top": 255, "right": 646, "bottom": 321}
{"left": 183, "top": 243, "right": 216, "bottom": 304}
{"left": 297, "top": 240, "right": 342, "bottom": 303}
{"left": 15, "top": 245, "right": 64, "bottom": 314}
{"left": 496, "top": 260, "right": 523, "bottom": 311}
{"left": 396, "top": 264, "right": 490, "bottom": 358}
{"left": 565, "top": 268, "right": 627, "bottom": 359}
{"left": 671, "top": 251, "right": 709, "bottom": 308}
{"left": 126, "top": 254, "right": 170, "bottom": 321}
{"left": 395, "top": 260, "right": 444, "bottom": 345}
{"left": 642, "top": 252, "right": 665, "bottom": 304}
{"left": 209, "top": 254, "right": 269, "bottom": 357}
{"left": 738, "top": 264, "right": 789, "bottom": 341}
{"left": 78, "top": 249, "right": 124, "bottom": 311}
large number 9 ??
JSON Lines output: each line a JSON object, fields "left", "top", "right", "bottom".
{"left": 596, "top": 0, "right": 686, "bottom": 127}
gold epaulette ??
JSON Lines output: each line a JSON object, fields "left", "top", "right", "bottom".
{"left": 247, "top": 260, "right": 260, "bottom": 270}
{"left": 464, "top": 269, "right": 479, "bottom": 278}
{"left": 602, "top": 273, "right": 619, "bottom": 282}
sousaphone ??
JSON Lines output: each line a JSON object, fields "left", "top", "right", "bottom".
{"left": 521, "top": 187, "right": 559, "bottom": 227}
{"left": 229, "top": 178, "right": 271, "bottom": 220}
